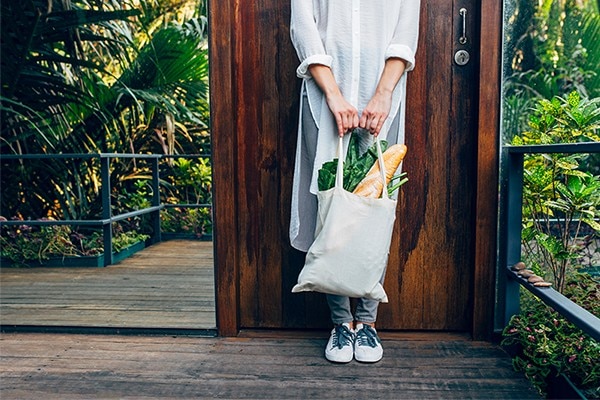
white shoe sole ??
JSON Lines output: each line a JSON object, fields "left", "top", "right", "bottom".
{"left": 325, "top": 351, "right": 354, "bottom": 363}
{"left": 354, "top": 351, "right": 383, "bottom": 363}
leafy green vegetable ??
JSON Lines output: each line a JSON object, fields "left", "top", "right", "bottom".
{"left": 387, "top": 172, "right": 409, "bottom": 194}
{"left": 317, "top": 132, "right": 388, "bottom": 192}
{"left": 317, "top": 159, "right": 339, "bottom": 192}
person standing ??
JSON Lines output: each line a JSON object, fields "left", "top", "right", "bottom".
{"left": 289, "top": 0, "right": 421, "bottom": 363}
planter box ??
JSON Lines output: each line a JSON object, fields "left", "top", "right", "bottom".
{"left": 546, "top": 373, "right": 588, "bottom": 400}
{"left": 32, "top": 254, "right": 105, "bottom": 268}
{"left": 1, "top": 241, "right": 146, "bottom": 268}
{"left": 112, "top": 241, "right": 147, "bottom": 264}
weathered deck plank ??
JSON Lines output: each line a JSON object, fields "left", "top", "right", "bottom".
{"left": 0, "top": 333, "right": 539, "bottom": 399}
{"left": 0, "top": 240, "right": 216, "bottom": 329}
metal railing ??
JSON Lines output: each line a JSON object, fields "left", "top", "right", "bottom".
{"left": 498, "top": 142, "right": 600, "bottom": 342}
{"left": 0, "top": 153, "right": 210, "bottom": 266}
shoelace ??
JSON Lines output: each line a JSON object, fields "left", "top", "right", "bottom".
{"left": 356, "top": 325, "right": 380, "bottom": 348}
{"left": 332, "top": 324, "right": 354, "bottom": 349}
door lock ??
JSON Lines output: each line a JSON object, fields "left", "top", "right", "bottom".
{"left": 454, "top": 50, "right": 470, "bottom": 66}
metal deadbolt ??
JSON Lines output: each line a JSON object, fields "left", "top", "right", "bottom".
{"left": 454, "top": 50, "right": 470, "bottom": 66}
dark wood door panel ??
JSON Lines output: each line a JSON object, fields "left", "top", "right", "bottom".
{"left": 233, "top": 1, "right": 291, "bottom": 328}
{"left": 378, "top": 0, "right": 479, "bottom": 330}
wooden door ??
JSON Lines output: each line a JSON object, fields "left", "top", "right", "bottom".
{"left": 210, "top": 0, "right": 501, "bottom": 336}
{"left": 384, "top": 0, "right": 481, "bottom": 330}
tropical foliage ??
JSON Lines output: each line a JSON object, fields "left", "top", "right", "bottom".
{"left": 503, "top": 1, "right": 600, "bottom": 396}
{"left": 512, "top": 91, "right": 600, "bottom": 292}
{"left": 502, "top": 0, "right": 600, "bottom": 142}
{"left": 0, "top": 0, "right": 210, "bottom": 242}
{"left": 504, "top": 0, "right": 600, "bottom": 292}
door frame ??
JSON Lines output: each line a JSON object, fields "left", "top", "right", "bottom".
{"left": 209, "top": 0, "right": 502, "bottom": 339}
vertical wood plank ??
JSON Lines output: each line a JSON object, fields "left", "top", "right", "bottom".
{"left": 443, "top": 0, "right": 479, "bottom": 330}
{"left": 235, "top": 0, "right": 261, "bottom": 328}
{"left": 210, "top": 0, "right": 239, "bottom": 336}
{"left": 234, "top": 0, "right": 298, "bottom": 328}
{"left": 420, "top": 0, "right": 458, "bottom": 329}
{"left": 473, "top": 0, "right": 503, "bottom": 340}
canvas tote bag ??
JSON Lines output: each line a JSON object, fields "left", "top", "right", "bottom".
{"left": 292, "top": 136, "right": 398, "bottom": 302}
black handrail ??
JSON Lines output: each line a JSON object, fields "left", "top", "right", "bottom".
{"left": 0, "top": 153, "right": 210, "bottom": 266}
{"left": 499, "top": 143, "right": 600, "bottom": 342}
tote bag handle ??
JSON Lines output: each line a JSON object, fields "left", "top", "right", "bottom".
{"left": 335, "top": 135, "right": 389, "bottom": 199}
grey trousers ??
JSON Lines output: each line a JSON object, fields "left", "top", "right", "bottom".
{"left": 299, "top": 94, "right": 400, "bottom": 326}
{"left": 327, "top": 291, "right": 382, "bottom": 325}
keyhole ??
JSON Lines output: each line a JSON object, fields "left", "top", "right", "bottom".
{"left": 454, "top": 50, "right": 470, "bottom": 66}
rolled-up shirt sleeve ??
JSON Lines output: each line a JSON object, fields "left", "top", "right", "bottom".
{"left": 290, "top": 0, "right": 333, "bottom": 79}
{"left": 385, "top": 0, "right": 421, "bottom": 71}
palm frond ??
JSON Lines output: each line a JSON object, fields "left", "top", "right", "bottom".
{"left": 580, "top": 11, "right": 600, "bottom": 96}
{"left": 1, "top": 0, "right": 140, "bottom": 154}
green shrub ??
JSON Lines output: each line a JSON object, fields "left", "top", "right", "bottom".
{"left": 160, "top": 207, "right": 212, "bottom": 238}
{"left": 502, "top": 274, "right": 600, "bottom": 398}
{"left": 512, "top": 91, "right": 600, "bottom": 292}
{"left": 159, "top": 156, "right": 213, "bottom": 237}
{"left": 113, "top": 156, "right": 214, "bottom": 238}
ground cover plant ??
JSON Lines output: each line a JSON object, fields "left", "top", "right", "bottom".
{"left": 502, "top": 275, "right": 600, "bottom": 398}
{"left": 0, "top": 219, "right": 150, "bottom": 266}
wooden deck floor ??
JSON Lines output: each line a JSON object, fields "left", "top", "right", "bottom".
{"left": 0, "top": 240, "right": 540, "bottom": 398}
{"left": 0, "top": 332, "right": 540, "bottom": 399}
{"left": 0, "top": 240, "right": 216, "bottom": 330}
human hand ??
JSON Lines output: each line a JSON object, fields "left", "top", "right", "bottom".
{"left": 325, "top": 93, "right": 359, "bottom": 137}
{"left": 306, "top": 64, "right": 359, "bottom": 137}
{"left": 359, "top": 91, "right": 392, "bottom": 136}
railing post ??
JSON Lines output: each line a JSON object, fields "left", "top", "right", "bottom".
{"left": 151, "top": 157, "right": 161, "bottom": 244}
{"left": 500, "top": 148, "right": 524, "bottom": 326}
{"left": 101, "top": 156, "right": 113, "bottom": 266}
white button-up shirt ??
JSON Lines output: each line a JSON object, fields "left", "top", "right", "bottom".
{"left": 289, "top": 0, "right": 421, "bottom": 251}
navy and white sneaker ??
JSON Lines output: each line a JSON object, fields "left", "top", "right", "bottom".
{"left": 325, "top": 323, "right": 355, "bottom": 363}
{"left": 354, "top": 323, "right": 383, "bottom": 363}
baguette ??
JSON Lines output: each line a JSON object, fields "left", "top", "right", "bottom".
{"left": 352, "top": 144, "right": 407, "bottom": 198}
